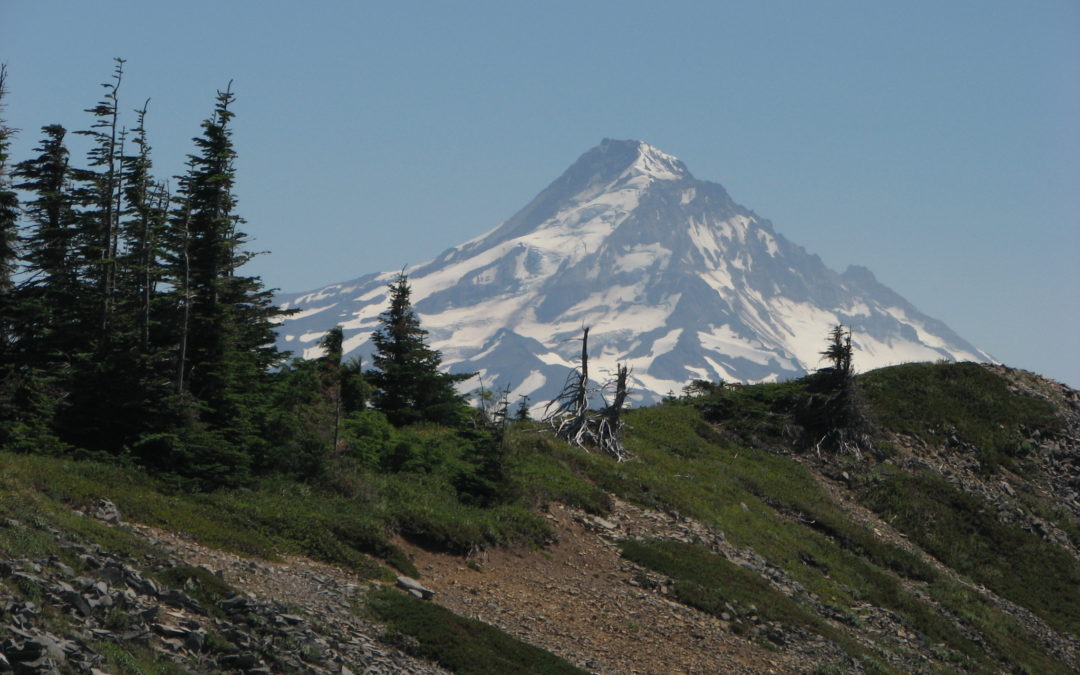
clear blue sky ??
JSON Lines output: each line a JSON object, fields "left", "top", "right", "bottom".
{"left": 3, "top": 1, "right": 1078, "bottom": 386}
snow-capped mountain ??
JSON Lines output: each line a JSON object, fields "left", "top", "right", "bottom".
{"left": 275, "top": 138, "right": 992, "bottom": 406}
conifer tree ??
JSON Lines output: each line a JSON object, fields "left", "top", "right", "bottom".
{"left": 150, "top": 84, "right": 287, "bottom": 480}
{"left": 119, "top": 99, "right": 169, "bottom": 353}
{"left": 318, "top": 326, "right": 345, "bottom": 453}
{"left": 0, "top": 65, "right": 17, "bottom": 337}
{"left": 803, "top": 324, "right": 872, "bottom": 457}
{"left": 13, "top": 125, "right": 83, "bottom": 362}
{"left": 8, "top": 124, "right": 80, "bottom": 451}
{"left": 70, "top": 97, "right": 174, "bottom": 454}
{"left": 73, "top": 58, "right": 126, "bottom": 336}
{"left": 368, "top": 272, "right": 471, "bottom": 426}
{"left": 0, "top": 65, "right": 20, "bottom": 441}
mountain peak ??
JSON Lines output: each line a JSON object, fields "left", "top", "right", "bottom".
{"left": 596, "top": 138, "right": 688, "bottom": 181}
{"left": 277, "top": 138, "right": 991, "bottom": 405}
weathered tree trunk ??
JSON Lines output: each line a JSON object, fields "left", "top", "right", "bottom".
{"left": 596, "top": 363, "right": 630, "bottom": 461}
{"left": 543, "top": 328, "right": 631, "bottom": 461}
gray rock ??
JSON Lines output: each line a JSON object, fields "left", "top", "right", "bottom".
{"left": 98, "top": 563, "right": 125, "bottom": 585}
{"left": 92, "top": 499, "right": 121, "bottom": 524}
{"left": 395, "top": 576, "right": 435, "bottom": 600}
{"left": 153, "top": 624, "right": 190, "bottom": 640}
{"left": 219, "top": 652, "right": 259, "bottom": 669}
{"left": 59, "top": 589, "right": 92, "bottom": 617}
{"left": 222, "top": 594, "right": 249, "bottom": 613}
{"left": 183, "top": 630, "right": 206, "bottom": 652}
{"left": 160, "top": 588, "right": 199, "bottom": 611}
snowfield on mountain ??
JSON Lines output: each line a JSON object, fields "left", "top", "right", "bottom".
{"left": 276, "top": 139, "right": 991, "bottom": 405}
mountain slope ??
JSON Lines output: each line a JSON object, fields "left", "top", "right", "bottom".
{"left": 4, "top": 364, "right": 1076, "bottom": 673}
{"left": 276, "top": 139, "right": 990, "bottom": 404}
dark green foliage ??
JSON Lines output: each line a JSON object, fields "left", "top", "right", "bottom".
{"left": 504, "top": 429, "right": 612, "bottom": 514}
{"left": 341, "top": 355, "right": 372, "bottom": 413}
{"left": 620, "top": 539, "right": 840, "bottom": 640}
{"left": 693, "top": 378, "right": 808, "bottom": 449}
{"left": 0, "top": 65, "right": 16, "bottom": 451}
{"left": 71, "top": 57, "right": 125, "bottom": 339}
{"left": 172, "top": 86, "right": 287, "bottom": 440}
{"left": 0, "top": 64, "right": 18, "bottom": 344}
{"left": 863, "top": 470, "right": 1080, "bottom": 638}
{"left": 368, "top": 272, "right": 472, "bottom": 427}
{"left": 514, "top": 396, "right": 532, "bottom": 421}
{"left": 11, "top": 124, "right": 83, "bottom": 359}
{"left": 860, "top": 362, "right": 1062, "bottom": 474}
{"left": 261, "top": 328, "right": 354, "bottom": 479}
{"left": 340, "top": 408, "right": 397, "bottom": 467}
{"left": 380, "top": 423, "right": 513, "bottom": 508}
{"left": 366, "top": 586, "right": 589, "bottom": 674}
{"left": 799, "top": 324, "right": 872, "bottom": 455}
{"left": 6, "top": 124, "right": 82, "bottom": 451}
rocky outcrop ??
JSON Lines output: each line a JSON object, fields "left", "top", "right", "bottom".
{"left": 0, "top": 516, "right": 446, "bottom": 674}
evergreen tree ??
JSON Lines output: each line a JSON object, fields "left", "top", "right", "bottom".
{"left": 0, "top": 65, "right": 21, "bottom": 442}
{"left": 73, "top": 58, "right": 126, "bottom": 336}
{"left": 820, "top": 324, "right": 853, "bottom": 382}
{"left": 340, "top": 355, "right": 371, "bottom": 414}
{"left": 514, "top": 396, "right": 531, "bottom": 421}
{"left": 13, "top": 125, "right": 84, "bottom": 363}
{"left": 119, "top": 99, "right": 169, "bottom": 354}
{"left": 261, "top": 327, "right": 350, "bottom": 478}
{"left": 141, "top": 84, "right": 288, "bottom": 484}
{"left": 368, "top": 272, "right": 471, "bottom": 426}
{"left": 178, "top": 84, "right": 286, "bottom": 418}
{"left": 318, "top": 325, "right": 345, "bottom": 453}
{"left": 68, "top": 96, "right": 174, "bottom": 454}
{"left": 799, "top": 324, "right": 872, "bottom": 457}
{"left": 8, "top": 124, "right": 80, "bottom": 451}
{"left": 0, "top": 65, "right": 17, "bottom": 339}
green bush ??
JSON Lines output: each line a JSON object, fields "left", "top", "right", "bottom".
{"left": 365, "top": 587, "right": 588, "bottom": 674}
{"left": 860, "top": 363, "right": 1062, "bottom": 474}
{"left": 863, "top": 470, "right": 1080, "bottom": 638}
{"left": 341, "top": 409, "right": 398, "bottom": 468}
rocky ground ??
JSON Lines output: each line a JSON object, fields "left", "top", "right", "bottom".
{"left": 3, "top": 498, "right": 840, "bottom": 674}
{"left": 0, "top": 501, "right": 447, "bottom": 674}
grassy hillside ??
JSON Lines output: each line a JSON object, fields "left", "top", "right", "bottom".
{"left": 2, "top": 362, "right": 1078, "bottom": 673}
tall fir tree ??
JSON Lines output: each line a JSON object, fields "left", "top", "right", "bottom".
{"left": 73, "top": 57, "right": 126, "bottom": 337}
{"left": 182, "top": 84, "right": 285, "bottom": 423}
{"left": 119, "top": 99, "right": 169, "bottom": 355}
{"left": 143, "top": 84, "right": 288, "bottom": 484}
{"left": 0, "top": 65, "right": 17, "bottom": 340}
{"left": 8, "top": 124, "right": 81, "bottom": 452}
{"left": 0, "top": 65, "right": 21, "bottom": 442}
{"left": 13, "top": 125, "right": 83, "bottom": 364}
{"left": 368, "top": 272, "right": 471, "bottom": 427}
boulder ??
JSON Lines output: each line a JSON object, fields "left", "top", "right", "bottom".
{"left": 395, "top": 576, "right": 435, "bottom": 600}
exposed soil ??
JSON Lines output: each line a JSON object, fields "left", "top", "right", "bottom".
{"left": 398, "top": 501, "right": 839, "bottom": 674}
